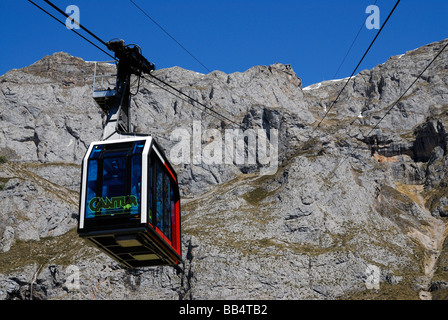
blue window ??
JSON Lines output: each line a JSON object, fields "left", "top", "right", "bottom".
{"left": 148, "top": 151, "right": 175, "bottom": 241}
{"left": 86, "top": 159, "right": 98, "bottom": 219}
{"left": 85, "top": 141, "right": 145, "bottom": 219}
{"left": 163, "top": 173, "right": 171, "bottom": 240}
{"left": 101, "top": 155, "right": 127, "bottom": 213}
{"left": 170, "top": 181, "right": 175, "bottom": 238}
{"left": 155, "top": 161, "right": 163, "bottom": 231}
{"left": 130, "top": 155, "right": 142, "bottom": 216}
{"left": 148, "top": 163, "right": 153, "bottom": 225}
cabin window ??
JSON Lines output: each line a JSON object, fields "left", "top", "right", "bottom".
{"left": 148, "top": 159, "right": 153, "bottom": 225}
{"left": 86, "top": 159, "right": 98, "bottom": 219}
{"left": 155, "top": 160, "right": 164, "bottom": 231}
{"left": 85, "top": 141, "right": 144, "bottom": 219}
{"left": 101, "top": 155, "right": 127, "bottom": 214}
{"left": 130, "top": 141, "right": 144, "bottom": 217}
{"left": 149, "top": 150, "right": 178, "bottom": 243}
{"left": 163, "top": 172, "right": 171, "bottom": 240}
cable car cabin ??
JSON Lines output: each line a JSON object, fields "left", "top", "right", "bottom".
{"left": 78, "top": 136, "right": 181, "bottom": 268}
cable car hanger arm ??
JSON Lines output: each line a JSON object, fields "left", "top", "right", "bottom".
{"left": 30, "top": 0, "right": 244, "bottom": 132}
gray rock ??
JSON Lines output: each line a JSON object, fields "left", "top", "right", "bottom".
{"left": 0, "top": 39, "right": 447, "bottom": 300}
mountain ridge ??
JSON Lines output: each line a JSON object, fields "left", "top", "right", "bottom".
{"left": 0, "top": 38, "right": 447, "bottom": 300}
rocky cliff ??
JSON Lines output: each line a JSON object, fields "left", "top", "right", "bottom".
{"left": 0, "top": 38, "right": 447, "bottom": 300}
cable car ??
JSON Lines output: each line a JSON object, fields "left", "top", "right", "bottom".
{"left": 78, "top": 136, "right": 181, "bottom": 268}
{"left": 77, "top": 40, "right": 181, "bottom": 268}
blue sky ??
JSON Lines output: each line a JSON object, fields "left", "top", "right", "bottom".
{"left": 1, "top": 0, "right": 447, "bottom": 86}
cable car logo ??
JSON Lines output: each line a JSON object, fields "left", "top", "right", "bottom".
{"left": 88, "top": 195, "right": 138, "bottom": 213}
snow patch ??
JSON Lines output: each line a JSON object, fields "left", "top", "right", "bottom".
{"left": 303, "top": 76, "right": 350, "bottom": 91}
{"left": 303, "top": 82, "right": 321, "bottom": 91}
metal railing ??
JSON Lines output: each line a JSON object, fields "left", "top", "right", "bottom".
{"left": 92, "top": 61, "right": 117, "bottom": 94}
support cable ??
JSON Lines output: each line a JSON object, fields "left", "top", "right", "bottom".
{"left": 28, "top": 0, "right": 243, "bottom": 129}
{"left": 27, "top": 0, "right": 116, "bottom": 60}
{"left": 327, "top": 39, "right": 448, "bottom": 179}
{"left": 333, "top": 0, "right": 378, "bottom": 79}
{"left": 129, "top": 0, "right": 212, "bottom": 73}
{"left": 143, "top": 74, "right": 245, "bottom": 129}
{"left": 44, "top": 0, "right": 108, "bottom": 47}
{"left": 314, "top": 0, "right": 400, "bottom": 132}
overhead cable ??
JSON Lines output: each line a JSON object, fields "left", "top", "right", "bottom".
{"left": 28, "top": 0, "right": 243, "bottom": 129}
{"left": 27, "top": 0, "right": 116, "bottom": 60}
{"left": 314, "top": 0, "right": 401, "bottom": 132}
{"left": 143, "top": 74, "right": 244, "bottom": 129}
{"left": 129, "top": 0, "right": 212, "bottom": 73}
{"left": 333, "top": 0, "right": 378, "bottom": 79}
{"left": 364, "top": 40, "right": 448, "bottom": 138}
{"left": 327, "top": 39, "right": 448, "bottom": 179}
{"left": 44, "top": 0, "right": 108, "bottom": 47}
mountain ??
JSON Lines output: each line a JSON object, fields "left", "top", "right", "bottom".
{"left": 0, "top": 39, "right": 447, "bottom": 300}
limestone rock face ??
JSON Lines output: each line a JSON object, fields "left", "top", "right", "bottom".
{"left": 0, "top": 39, "right": 447, "bottom": 300}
